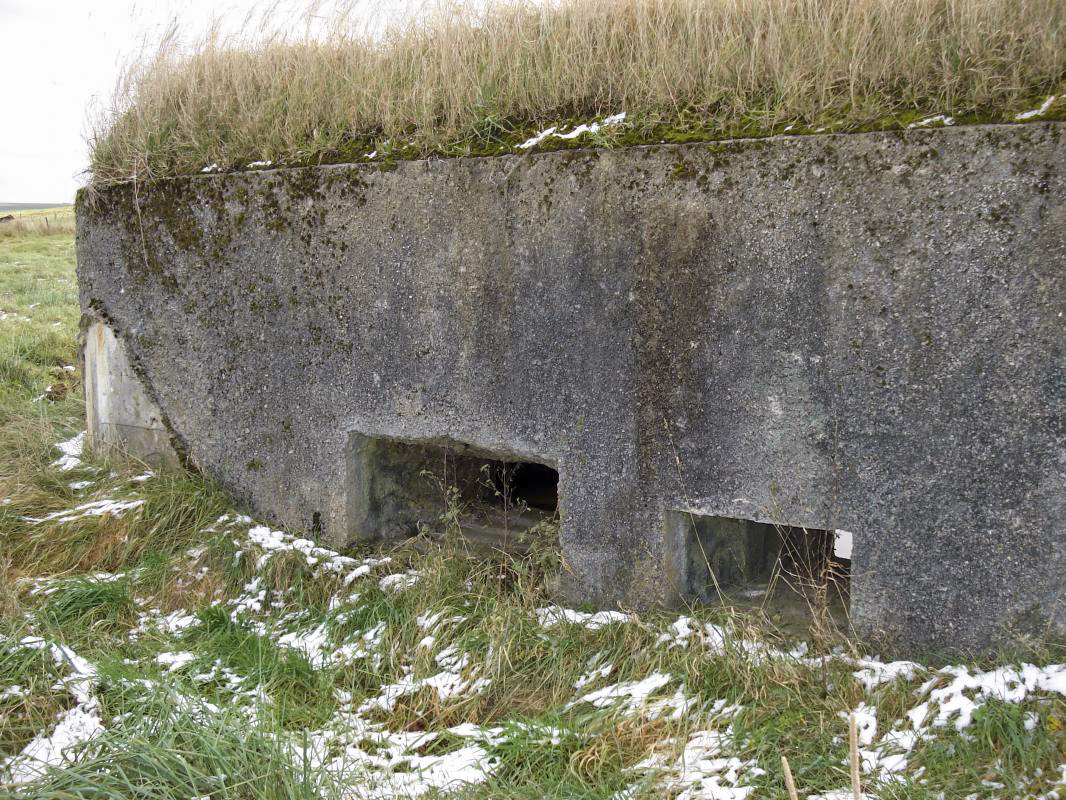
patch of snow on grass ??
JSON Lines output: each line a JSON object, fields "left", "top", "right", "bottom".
{"left": 843, "top": 662, "right": 1066, "bottom": 787}
{"left": 574, "top": 656, "right": 614, "bottom": 690}
{"left": 358, "top": 645, "right": 491, "bottom": 715}
{"left": 517, "top": 126, "right": 558, "bottom": 149}
{"left": 843, "top": 703, "right": 877, "bottom": 746}
{"left": 330, "top": 622, "right": 386, "bottom": 668}
{"left": 379, "top": 571, "right": 421, "bottom": 592}
{"left": 1016, "top": 95, "right": 1057, "bottom": 121}
{"left": 243, "top": 524, "right": 389, "bottom": 588}
{"left": 912, "top": 663, "right": 1066, "bottom": 732}
{"left": 3, "top": 703, "right": 104, "bottom": 784}
{"left": 571, "top": 672, "right": 672, "bottom": 714}
{"left": 24, "top": 497, "right": 145, "bottom": 525}
{"left": 51, "top": 432, "right": 85, "bottom": 471}
{"left": 535, "top": 606, "right": 633, "bottom": 630}
{"left": 277, "top": 623, "right": 334, "bottom": 665}
{"left": 2, "top": 639, "right": 102, "bottom": 784}
{"left": 907, "top": 114, "right": 954, "bottom": 128}
{"left": 309, "top": 725, "right": 500, "bottom": 800}
{"left": 155, "top": 651, "right": 198, "bottom": 673}
{"left": 134, "top": 609, "right": 199, "bottom": 639}
{"left": 517, "top": 113, "right": 625, "bottom": 149}
{"left": 852, "top": 657, "right": 921, "bottom": 691}
{"left": 626, "top": 726, "right": 764, "bottom": 800}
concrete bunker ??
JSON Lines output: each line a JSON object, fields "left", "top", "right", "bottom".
{"left": 346, "top": 434, "right": 559, "bottom": 552}
{"left": 76, "top": 121, "right": 1066, "bottom": 654}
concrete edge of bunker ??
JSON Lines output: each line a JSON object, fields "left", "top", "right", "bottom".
{"left": 77, "top": 121, "right": 1066, "bottom": 655}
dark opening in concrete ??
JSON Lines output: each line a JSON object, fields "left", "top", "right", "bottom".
{"left": 667, "top": 511, "right": 851, "bottom": 629}
{"left": 346, "top": 432, "right": 558, "bottom": 551}
{"left": 494, "top": 462, "right": 559, "bottom": 512}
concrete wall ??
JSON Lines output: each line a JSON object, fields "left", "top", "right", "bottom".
{"left": 76, "top": 123, "right": 1066, "bottom": 653}
{"left": 81, "top": 319, "right": 178, "bottom": 467}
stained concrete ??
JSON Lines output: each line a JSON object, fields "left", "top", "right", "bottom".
{"left": 76, "top": 122, "right": 1066, "bottom": 654}
{"left": 81, "top": 320, "right": 179, "bottom": 467}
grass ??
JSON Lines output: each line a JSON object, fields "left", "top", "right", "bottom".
{"left": 87, "top": 0, "right": 1066, "bottom": 186}
{"left": 0, "top": 209, "right": 75, "bottom": 239}
{"left": 1, "top": 226, "right": 1064, "bottom": 797}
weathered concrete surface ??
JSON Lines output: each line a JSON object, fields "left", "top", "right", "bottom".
{"left": 81, "top": 320, "right": 179, "bottom": 467}
{"left": 76, "top": 122, "right": 1066, "bottom": 654}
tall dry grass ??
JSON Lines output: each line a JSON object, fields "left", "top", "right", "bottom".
{"left": 89, "top": 0, "right": 1065, "bottom": 184}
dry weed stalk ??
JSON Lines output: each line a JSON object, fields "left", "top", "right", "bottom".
{"left": 849, "top": 711, "right": 862, "bottom": 800}
{"left": 781, "top": 754, "right": 800, "bottom": 800}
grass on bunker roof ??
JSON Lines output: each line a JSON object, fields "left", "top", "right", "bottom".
{"left": 0, "top": 227, "right": 1065, "bottom": 798}
{"left": 86, "top": 0, "right": 1066, "bottom": 186}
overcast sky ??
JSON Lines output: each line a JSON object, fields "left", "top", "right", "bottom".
{"left": 0, "top": 0, "right": 415, "bottom": 203}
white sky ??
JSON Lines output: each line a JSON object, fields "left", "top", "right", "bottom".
{"left": 0, "top": 0, "right": 416, "bottom": 203}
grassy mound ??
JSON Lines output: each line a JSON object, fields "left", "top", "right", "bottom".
{"left": 88, "top": 0, "right": 1065, "bottom": 185}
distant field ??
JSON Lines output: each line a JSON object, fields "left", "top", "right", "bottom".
{"left": 0, "top": 204, "right": 69, "bottom": 213}
{"left": 0, "top": 207, "right": 75, "bottom": 238}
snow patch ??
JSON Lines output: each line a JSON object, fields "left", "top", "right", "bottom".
{"left": 535, "top": 606, "right": 633, "bottom": 630}
{"left": 24, "top": 497, "right": 145, "bottom": 525}
{"left": 624, "top": 725, "right": 764, "bottom": 800}
{"left": 907, "top": 114, "right": 955, "bottom": 129}
{"left": 155, "top": 651, "right": 198, "bottom": 673}
{"left": 51, "top": 432, "right": 85, "bottom": 472}
{"left": 2, "top": 639, "right": 102, "bottom": 784}
{"left": 1015, "top": 95, "right": 1057, "bottom": 121}
{"left": 517, "top": 112, "right": 626, "bottom": 149}
{"left": 379, "top": 571, "right": 421, "bottom": 592}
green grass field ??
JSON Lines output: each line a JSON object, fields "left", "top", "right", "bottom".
{"left": 0, "top": 228, "right": 1064, "bottom": 798}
